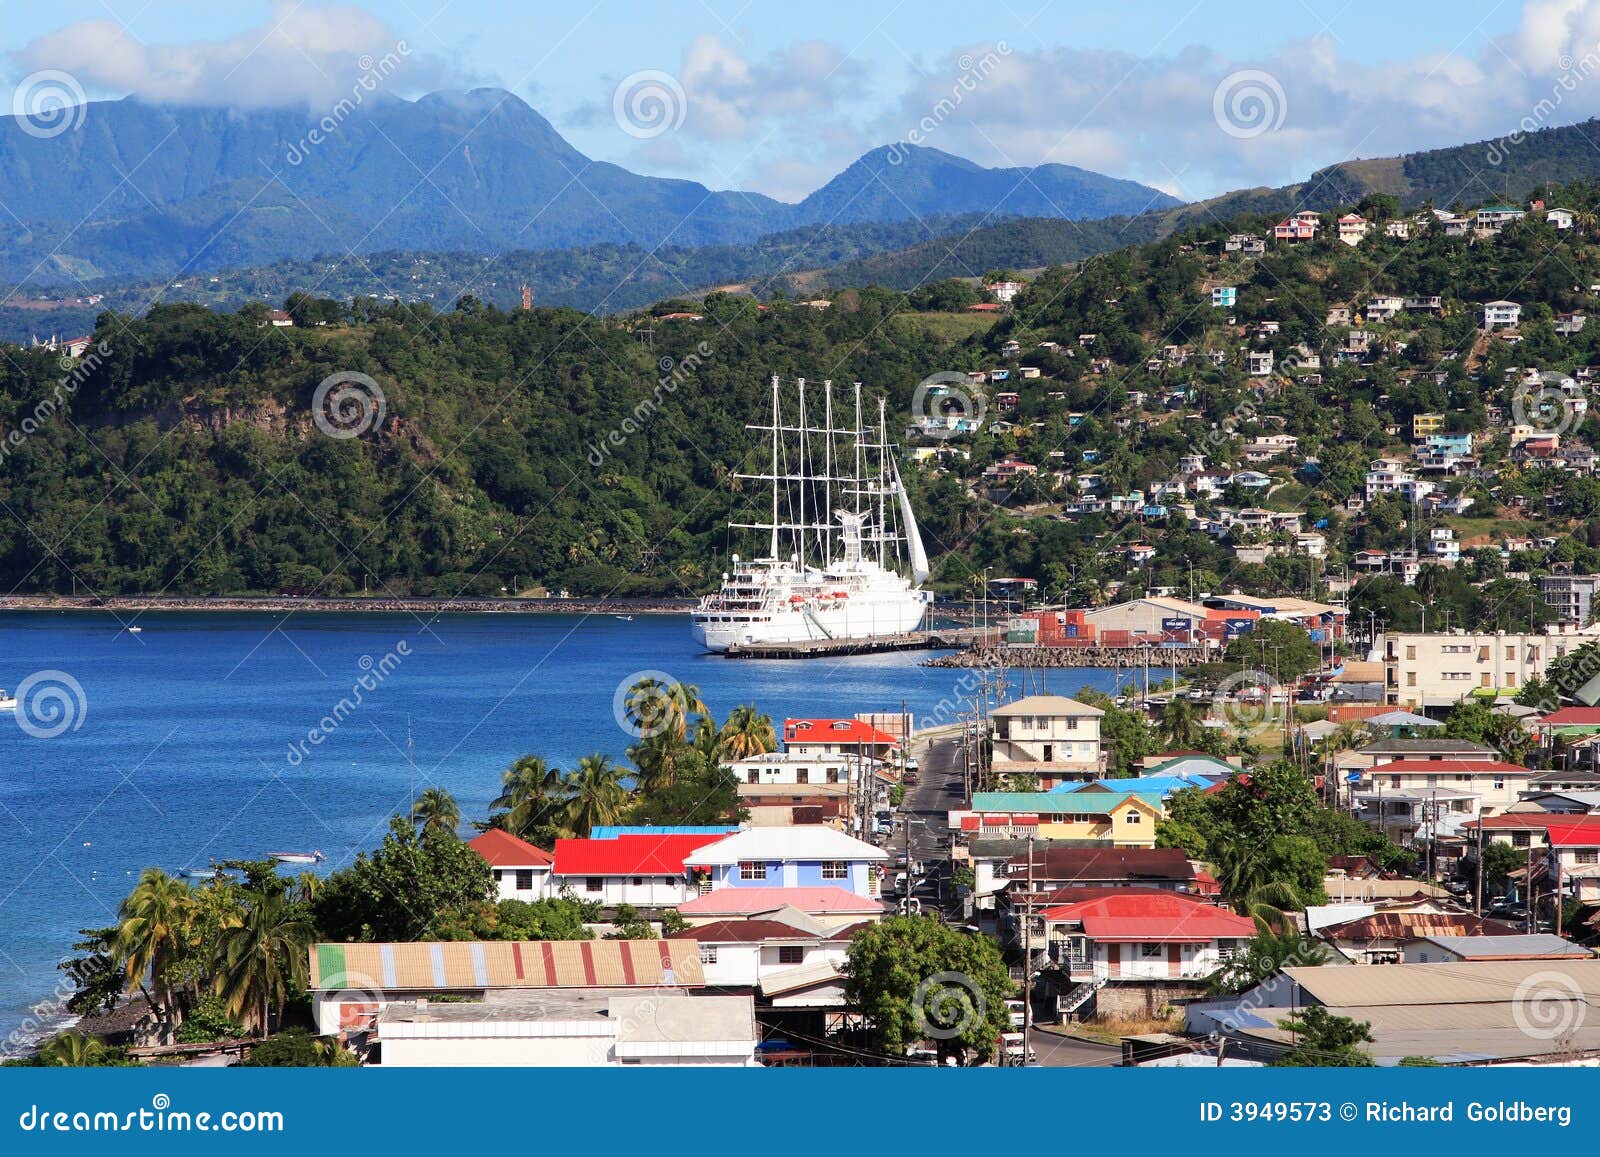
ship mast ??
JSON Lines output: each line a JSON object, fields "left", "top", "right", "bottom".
{"left": 769, "top": 374, "right": 780, "bottom": 562}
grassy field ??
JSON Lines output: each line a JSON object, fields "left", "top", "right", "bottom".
{"left": 890, "top": 310, "right": 1001, "bottom": 342}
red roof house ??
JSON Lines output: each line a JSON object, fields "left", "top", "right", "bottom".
{"left": 469, "top": 828, "right": 553, "bottom": 868}
{"left": 549, "top": 833, "right": 729, "bottom": 907}
{"left": 1039, "top": 889, "right": 1254, "bottom": 987}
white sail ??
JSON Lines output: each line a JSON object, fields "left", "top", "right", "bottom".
{"left": 893, "top": 458, "right": 930, "bottom": 585}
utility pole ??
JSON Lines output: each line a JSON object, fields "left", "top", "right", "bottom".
{"left": 1023, "top": 833, "right": 1035, "bottom": 1066}
{"left": 1475, "top": 813, "right": 1485, "bottom": 917}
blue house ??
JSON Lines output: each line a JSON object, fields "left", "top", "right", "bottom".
{"left": 687, "top": 826, "right": 888, "bottom": 897}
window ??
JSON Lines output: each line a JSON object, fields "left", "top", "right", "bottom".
{"left": 1064, "top": 717, "right": 1079, "bottom": 730}
{"left": 1042, "top": 744, "right": 1054, "bottom": 763}
{"left": 1406, "top": 672, "right": 1417, "bottom": 687}
{"left": 1506, "top": 646, "right": 1516, "bottom": 661}
{"left": 1512, "top": 832, "right": 1531, "bottom": 848}
{"left": 746, "top": 769, "right": 759, "bottom": 784}
{"left": 821, "top": 861, "right": 848, "bottom": 880}
{"left": 1577, "top": 849, "right": 1600, "bottom": 865}
{"left": 778, "top": 945, "right": 804, "bottom": 965}
{"left": 1493, "top": 778, "right": 1505, "bottom": 790}
{"left": 1406, "top": 645, "right": 1417, "bottom": 660}
{"left": 586, "top": 877, "right": 603, "bottom": 892}
{"left": 632, "top": 877, "right": 644, "bottom": 887}
{"left": 740, "top": 860, "right": 767, "bottom": 880}
{"left": 826, "top": 767, "right": 840, "bottom": 784}
{"left": 1141, "top": 943, "right": 1164, "bottom": 958}
{"left": 699, "top": 945, "right": 718, "bottom": 964}
{"left": 795, "top": 768, "right": 809, "bottom": 784}
{"left": 515, "top": 869, "right": 534, "bottom": 890}
{"left": 1124, "top": 811, "right": 1143, "bottom": 824}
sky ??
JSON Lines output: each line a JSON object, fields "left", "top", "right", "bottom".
{"left": 5, "top": 0, "right": 1599, "bottom": 203}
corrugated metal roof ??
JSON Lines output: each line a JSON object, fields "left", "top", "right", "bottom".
{"left": 310, "top": 939, "right": 705, "bottom": 991}
{"left": 468, "top": 828, "right": 553, "bottom": 868}
{"left": 1283, "top": 959, "right": 1600, "bottom": 1007}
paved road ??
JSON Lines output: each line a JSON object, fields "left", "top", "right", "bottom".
{"left": 1031, "top": 1030, "right": 1120, "bottom": 1068}
{"left": 886, "top": 730, "right": 966, "bottom": 916}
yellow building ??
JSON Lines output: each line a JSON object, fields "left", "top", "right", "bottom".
{"left": 964, "top": 792, "right": 1162, "bottom": 849}
{"left": 1412, "top": 412, "right": 1446, "bottom": 439}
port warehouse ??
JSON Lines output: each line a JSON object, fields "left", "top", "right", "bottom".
{"left": 998, "top": 594, "right": 1345, "bottom": 649}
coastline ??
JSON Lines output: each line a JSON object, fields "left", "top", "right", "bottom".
{"left": 0, "top": 595, "right": 697, "bottom": 615}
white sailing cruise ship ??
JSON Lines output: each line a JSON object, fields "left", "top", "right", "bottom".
{"left": 691, "top": 377, "right": 933, "bottom": 652}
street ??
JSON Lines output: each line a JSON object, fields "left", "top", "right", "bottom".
{"left": 894, "top": 729, "right": 964, "bottom": 915}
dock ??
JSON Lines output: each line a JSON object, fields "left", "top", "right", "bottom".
{"left": 721, "top": 627, "right": 997, "bottom": 659}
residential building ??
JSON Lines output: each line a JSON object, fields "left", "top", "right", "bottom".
{"left": 1337, "top": 213, "right": 1368, "bottom": 245}
{"left": 1385, "top": 220, "right": 1411, "bottom": 239}
{"left": 1540, "top": 573, "right": 1600, "bottom": 624}
{"left": 1314, "top": 907, "right": 1522, "bottom": 965}
{"left": 961, "top": 792, "right": 1163, "bottom": 847}
{"left": 986, "top": 280, "right": 1024, "bottom": 303}
{"left": 688, "top": 826, "right": 887, "bottom": 897}
{"left": 1366, "top": 294, "right": 1403, "bottom": 320}
{"left": 1402, "top": 933, "right": 1591, "bottom": 963}
{"left": 665, "top": 915, "right": 868, "bottom": 1008}
{"left": 1411, "top": 412, "right": 1446, "bottom": 438}
{"left": 1039, "top": 889, "right": 1255, "bottom": 1019}
{"left": 470, "top": 829, "right": 554, "bottom": 902}
{"left": 1355, "top": 759, "right": 1536, "bottom": 815}
{"left": 1247, "top": 350, "right": 1274, "bottom": 376}
{"left": 1483, "top": 300, "right": 1522, "bottom": 328}
{"left": 1211, "top": 285, "right": 1237, "bottom": 308}
{"left": 550, "top": 832, "right": 728, "bottom": 907}
{"left": 1557, "top": 310, "right": 1589, "bottom": 335}
{"left": 1476, "top": 205, "right": 1527, "bottom": 232}
{"left": 782, "top": 718, "right": 899, "bottom": 762}
{"left": 1382, "top": 625, "right": 1600, "bottom": 708}
{"left": 987, "top": 694, "right": 1106, "bottom": 786}
{"left": 1548, "top": 207, "right": 1577, "bottom": 229}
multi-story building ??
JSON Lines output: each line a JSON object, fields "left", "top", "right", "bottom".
{"left": 1539, "top": 574, "right": 1600, "bottom": 625}
{"left": 988, "top": 694, "right": 1106, "bottom": 787}
{"left": 1382, "top": 626, "right": 1600, "bottom": 708}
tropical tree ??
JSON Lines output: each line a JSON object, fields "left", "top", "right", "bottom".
{"left": 36, "top": 1031, "right": 117, "bottom": 1067}
{"left": 564, "top": 754, "right": 630, "bottom": 836}
{"left": 625, "top": 678, "right": 707, "bottom": 742}
{"left": 411, "top": 786, "right": 461, "bottom": 836}
{"left": 114, "top": 869, "right": 195, "bottom": 1037}
{"left": 491, "top": 755, "right": 570, "bottom": 842}
{"left": 213, "top": 892, "right": 313, "bottom": 1035}
{"left": 1160, "top": 697, "right": 1199, "bottom": 748}
{"left": 718, "top": 705, "right": 776, "bottom": 759}
{"left": 1271, "top": 1007, "right": 1375, "bottom": 1067}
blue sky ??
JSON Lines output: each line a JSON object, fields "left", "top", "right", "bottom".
{"left": 2, "top": 1, "right": 1587, "bottom": 201}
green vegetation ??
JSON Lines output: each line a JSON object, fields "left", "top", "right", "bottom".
{"left": 842, "top": 916, "right": 1015, "bottom": 1065}
{"left": 1270, "top": 1007, "right": 1376, "bottom": 1067}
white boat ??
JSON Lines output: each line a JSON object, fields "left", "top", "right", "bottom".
{"left": 692, "top": 376, "right": 932, "bottom": 652}
{"left": 266, "top": 850, "right": 324, "bottom": 865}
{"left": 0, "top": 690, "right": 15, "bottom": 711}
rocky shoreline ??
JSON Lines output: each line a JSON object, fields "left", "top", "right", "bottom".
{"left": 0, "top": 595, "right": 697, "bottom": 615}
{"left": 923, "top": 644, "right": 1210, "bottom": 669}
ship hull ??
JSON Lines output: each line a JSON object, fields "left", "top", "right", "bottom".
{"left": 692, "top": 591, "right": 931, "bottom": 652}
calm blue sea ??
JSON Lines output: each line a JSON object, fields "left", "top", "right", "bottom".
{"left": 0, "top": 611, "right": 1127, "bottom": 1044}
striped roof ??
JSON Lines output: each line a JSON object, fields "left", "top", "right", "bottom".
{"left": 310, "top": 939, "right": 705, "bottom": 992}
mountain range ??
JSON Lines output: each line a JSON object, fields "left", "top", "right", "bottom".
{"left": 0, "top": 88, "right": 1178, "bottom": 290}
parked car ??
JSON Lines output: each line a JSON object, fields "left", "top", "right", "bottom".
{"left": 1005, "top": 999, "right": 1025, "bottom": 1028}
{"left": 903, "top": 772, "right": 920, "bottom": 786}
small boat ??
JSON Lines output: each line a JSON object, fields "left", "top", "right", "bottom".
{"left": 126, "top": 626, "right": 143, "bottom": 635}
{"left": 179, "top": 867, "right": 223, "bottom": 880}
{"left": 613, "top": 614, "right": 633, "bottom": 621}
{"left": 267, "top": 850, "right": 325, "bottom": 865}
{"left": 0, "top": 690, "right": 15, "bottom": 711}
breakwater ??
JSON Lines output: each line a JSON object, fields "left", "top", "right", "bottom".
{"left": 923, "top": 644, "right": 1209, "bottom": 669}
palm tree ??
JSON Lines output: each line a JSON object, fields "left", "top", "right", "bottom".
{"left": 1160, "top": 698, "right": 1199, "bottom": 748}
{"left": 563, "top": 754, "right": 629, "bottom": 836}
{"left": 491, "top": 755, "right": 568, "bottom": 840}
{"left": 692, "top": 714, "right": 723, "bottom": 763}
{"left": 114, "top": 868, "right": 194, "bottom": 1037}
{"left": 629, "top": 731, "right": 683, "bottom": 794}
{"left": 625, "top": 678, "right": 706, "bottom": 742}
{"left": 214, "top": 892, "right": 313, "bottom": 1036}
{"left": 293, "top": 871, "right": 320, "bottom": 904}
{"left": 36, "top": 1030, "right": 111, "bottom": 1067}
{"left": 719, "top": 705, "right": 776, "bottom": 759}
{"left": 411, "top": 786, "right": 461, "bottom": 836}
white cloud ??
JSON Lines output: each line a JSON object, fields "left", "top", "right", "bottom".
{"left": 873, "top": 3, "right": 1600, "bottom": 201}
{"left": 9, "top": 3, "right": 446, "bottom": 110}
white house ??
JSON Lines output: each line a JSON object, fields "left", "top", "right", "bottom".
{"left": 666, "top": 914, "right": 869, "bottom": 1007}
{"left": 783, "top": 718, "right": 899, "bottom": 762}
{"left": 470, "top": 829, "right": 553, "bottom": 902}
{"left": 550, "top": 832, "right": 732, "bottom": 906}
{"left": 1483, "top": 300, "right": 1522, "bottom": 329}
{"left": 989, "top": 694, "right": 1106, "bottom": 788}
